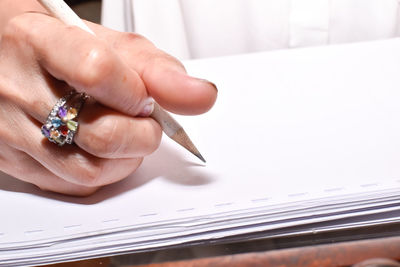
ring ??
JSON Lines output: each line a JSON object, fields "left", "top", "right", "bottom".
{"left": 41, "top": 91, "right": 87, "bottom": 146}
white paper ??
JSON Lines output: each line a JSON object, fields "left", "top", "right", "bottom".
{"left": 2, "top": 39, "right": 400, "bottom": 265}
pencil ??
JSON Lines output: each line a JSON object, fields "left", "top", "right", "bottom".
{"left": 37, "top": 0, "right": 206, "bottom": 163}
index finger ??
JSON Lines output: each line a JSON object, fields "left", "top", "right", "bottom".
{"left": 9, "top": 13, "right": 152, "bottom": 116}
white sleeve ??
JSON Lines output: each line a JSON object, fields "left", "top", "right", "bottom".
{"left": 102, "top": 0, "right": 400, "bottom": 60}
{"left": 131, "top": 0, "right": 191, "bottom": 59}
{"left": 101, "top": 0, "right": 126, "bottom": 32}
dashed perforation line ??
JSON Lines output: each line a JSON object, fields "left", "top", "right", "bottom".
{"left": 176, "top": 208, "right": 195, "bottom": 212}
{"left": 360, "top": 183, "right": 379, "bottom": 188}
{"left": 102, "top": 219, "right": 119, "bottom": 223}
{"left": 12, "top": 180, "right": 400, "bottom": 237}
{"left": 251, "top": 197, "right": 270, "bottom": 203}
{"left": 63, "top": 224, "right": 82, "bottom": 229}
{"left": 215, "top": 202, "right": 233, "bottom": 207}
{"left": 25, "top": 230, "right": 44, "bottom": 234}
{"left": 140, "top": 213, "right": 158, "bottom": 217}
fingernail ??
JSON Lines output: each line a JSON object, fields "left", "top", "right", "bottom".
{"left": 139, "top": 98, "right": 155, "bottom": 117}
{"left": 163, "top": 69, "right": 218, "bottom": 93}
{"left": 198, "top": 79, "right": 218, "bottom": 93}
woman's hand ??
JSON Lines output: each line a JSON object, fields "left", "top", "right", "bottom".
{"left": 0, "top": 10, "right": 217, "bottom": 196}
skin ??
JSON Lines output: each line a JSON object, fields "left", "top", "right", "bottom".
{"left": 0, "top": 0, "right": 217, "bottom": 196}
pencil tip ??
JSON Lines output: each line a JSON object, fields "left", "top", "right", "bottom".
{"left": 171, "top": 128, "right": 206, "bottom": 163}
{"left": 150, "top": 105, "right": 206, "bottom": 163}
{"left": 196, "top": 153, "right": 207, "bottom": 163}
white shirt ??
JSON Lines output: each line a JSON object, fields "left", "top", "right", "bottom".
{"left": 102, "top": 0, "right": 400, "bottom": 59}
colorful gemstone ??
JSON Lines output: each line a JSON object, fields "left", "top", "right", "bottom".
{"left": 51, "top": 118, "right": 62, "bottom": 128}
{"left": 50, "top": 129, "right": 60, "bottom": 139}
{"left": 67, "top": 120, "right": 78, "bottom": 131}
{"left": 41, "top": 126, "right": 50, "bottom": 138}
{"left": 58, "top": 106, "right": 67, "bottom": 118}
{"left": 59, "top": 125, "right": 69, "bottom": 136}
{"left": 65, "top": 108, "right": 78, "bottom": 120}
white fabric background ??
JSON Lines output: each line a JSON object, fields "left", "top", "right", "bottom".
{"left": 102, "top": 0, "right": 400, "bottom": 59}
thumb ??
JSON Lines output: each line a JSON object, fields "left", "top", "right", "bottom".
{"left": 142, "top": 56, "right": 218, "bottom": 115}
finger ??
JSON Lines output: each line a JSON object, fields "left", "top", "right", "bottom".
{"left": 4, "top": 13, "right": 162, "bottom": 159}
{"left": 75, "top": 101, "right": 162, "bottom": 158}
{"left": 0, "top": 95, "right": 143, "bottom": 188}
{"left": 7, "top": 116, "right": 143, "bottom": 187}
{"left": 4, "top": 12, "right": 151, "bottom": 117}
{"left": 89, "top": 22, "right": 218, "bottom": 115}
{"left": 21, "top": 91, "right": 162, "bottom": 159}
{"left": 32, "top": 139, "right": 143, "bottom": 188}
{"left": 0, "top": 142, "right": 99, "bottom": 196}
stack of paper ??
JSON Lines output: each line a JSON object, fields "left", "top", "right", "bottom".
{"left": 2, "top": 39, "right": 400, "bottom": 266}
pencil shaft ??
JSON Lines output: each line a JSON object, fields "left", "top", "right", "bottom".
{"left": 37, "top": 0, "right": 94, "bottom": 34}
{"left": 151, "top": 103, "right": 181, "bottom": 137}
{"left": 151, "top": 103, "right": 206, "bottom": 163}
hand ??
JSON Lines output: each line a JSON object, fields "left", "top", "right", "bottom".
{"left": 0, "top": 12, "right": 217, "bottom": 196}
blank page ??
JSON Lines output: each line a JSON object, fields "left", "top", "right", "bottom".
{"left": 2, "top": 39, "right": 400, "bottom": 264}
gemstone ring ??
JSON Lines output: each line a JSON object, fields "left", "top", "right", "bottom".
{"left": 41, "top": 91, "right": 87, "bottom": 146}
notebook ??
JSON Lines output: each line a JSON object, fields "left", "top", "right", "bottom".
{"left": 2, "top": 39, "right": 400, "bottom": 266}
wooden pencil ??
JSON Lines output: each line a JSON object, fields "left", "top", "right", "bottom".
{"left": 37, "top": 0, "right": 206, "bottom": 162}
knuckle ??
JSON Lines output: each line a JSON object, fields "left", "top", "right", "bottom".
{"left": 0, "top": 102, "right": 30, "bottom": 150}
{"left": 124, "top": 87, "right": 147, "bottom": 115}
{"left": 67, "top": 152, "right": 105, "bottom": 186}
{"left": 85, "top": 118, "right": 121, "bottom": 158}
{"left": 120, "top": 32, "right": 147, "bottom": 44}
{"left": 156, "top": 51, "right": 184, "bottom": 68}
{"left": 3, "top": 13, "right": 43, "bottom": 45}
{"left": 114, "top": 32, "right": 152, "bottom": 49}
{"left": 140, "top": 49, "right": 186, "bottom": 77}
{"left": 2, "top": 14, "right": 30, "bottom": 42}
{"left": 76, "top": 45, "right": 115, "bottom": 92}
{"left": 74, "top": 160, "right": 104, "bottom": 187}
{"left": 137, "top": 120, "right": 162, "bottom": 155}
